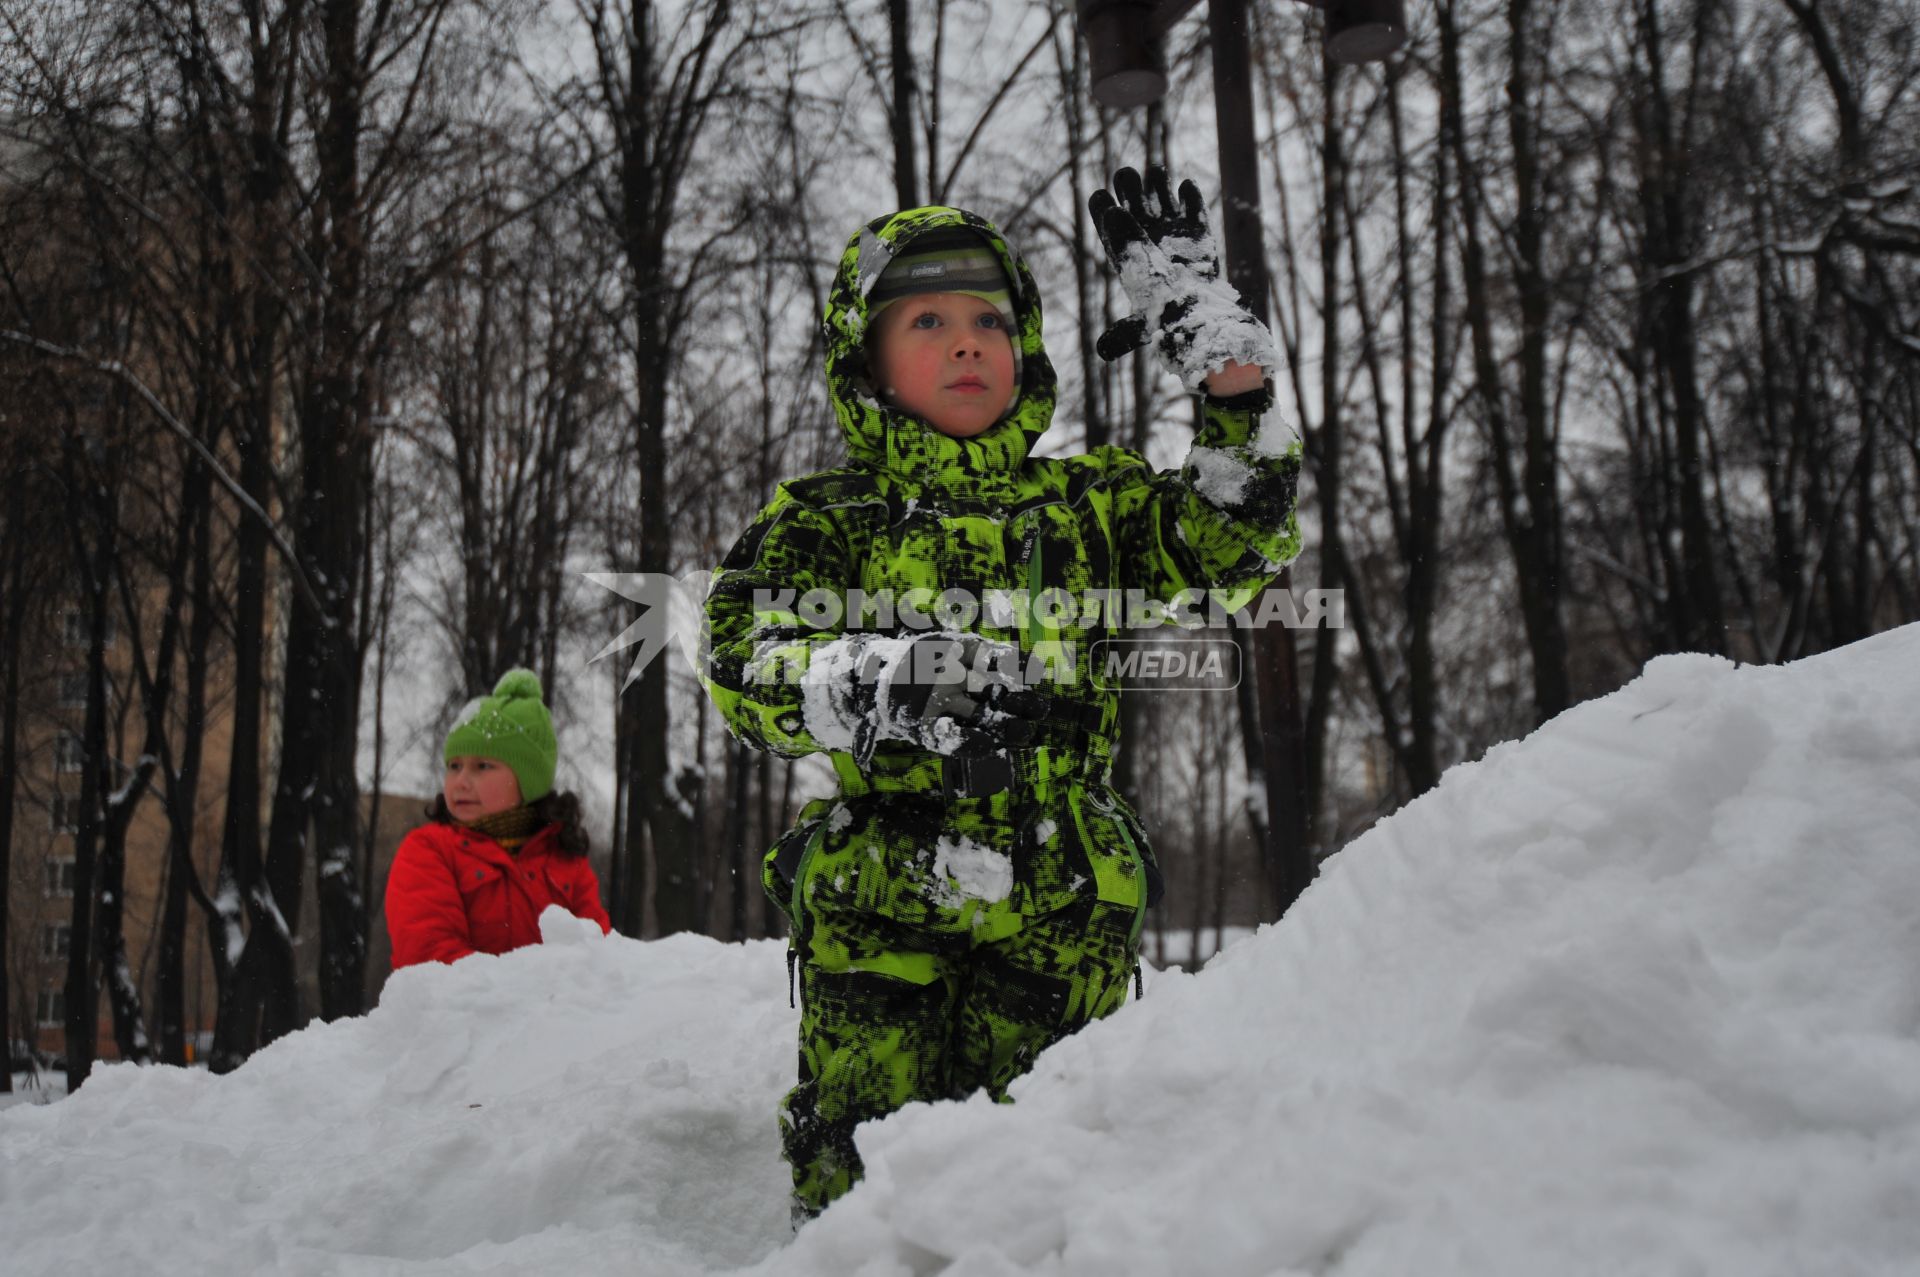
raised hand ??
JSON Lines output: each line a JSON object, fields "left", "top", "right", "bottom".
{"left": 1089, "top": 164, "right": 1278, "bottom": 394}
{"left": 1092, "top": 167, "right": 1219, "bottom": 283}
{"left": 1090, "top": 166, "right": 1215, "bottom": 360}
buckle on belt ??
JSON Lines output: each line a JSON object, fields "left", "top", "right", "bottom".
{"left": 941, "top": 752, "right": 1015, "bottom": 801}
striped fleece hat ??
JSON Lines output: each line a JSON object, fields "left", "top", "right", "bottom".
{"left": 869, "top": 226, "right": 1019, "bottom": 335}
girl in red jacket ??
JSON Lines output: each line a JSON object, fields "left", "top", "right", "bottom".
{"left": 385, "top": 669, "right": 612, "bottom": 969}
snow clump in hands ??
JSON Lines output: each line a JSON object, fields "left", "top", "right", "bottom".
{"left": 801, "top": 631, "right": 1049, "bottom": 766}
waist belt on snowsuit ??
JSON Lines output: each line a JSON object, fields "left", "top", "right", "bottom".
{"left": 830, "top": 701, "right": 1113, "bottom": 801}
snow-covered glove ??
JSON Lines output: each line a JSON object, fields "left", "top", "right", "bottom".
{"left": 1089, "top": 166, "right": 1218, "bottom": 357}
{"left": 861, "top": 632, "right": 1050, "bottom": 763}
{"left": 1090, "top": 164, "right": 1279, "bottom": 394}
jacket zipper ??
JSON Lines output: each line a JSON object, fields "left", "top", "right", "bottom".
{"left": 786, "top": 826, "right": 826, "bottom": 1008}
{"left": 1025, "top": 535, "right": 1043, "bottom": 651}
{"left": 1109, "top": 814, "right": 1150, "bottom": 952}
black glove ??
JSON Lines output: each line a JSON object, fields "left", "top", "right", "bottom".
{"left": 1089, "top": 164, "right": 1278, "bottom": 393}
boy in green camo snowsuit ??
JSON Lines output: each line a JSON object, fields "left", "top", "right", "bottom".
{"left": 702, "top": 167, "right": 1304, "bottom": 1219}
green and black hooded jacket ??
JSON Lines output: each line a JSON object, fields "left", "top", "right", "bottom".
{"left": 702, "top": 206, "right": 1301, "bottom": 917}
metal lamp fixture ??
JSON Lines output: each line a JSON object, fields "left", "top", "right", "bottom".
{"left": 1081, "top": 1, "right": 1169, "bottom": 109}
{"left": 1320, "top": 0, "right": 1409, "bottom": 65}
{"left": 1078, "top": 0, "right": 1409, "bottom": 109}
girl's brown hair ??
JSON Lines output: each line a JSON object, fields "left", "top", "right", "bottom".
{"left": 423, "top": 789, "right": 591, "bottom": 857}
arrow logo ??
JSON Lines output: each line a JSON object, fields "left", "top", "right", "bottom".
{"left": 583, "top": 569, "right": 714, "bottom": 690}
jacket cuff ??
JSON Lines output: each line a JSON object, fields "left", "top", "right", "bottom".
{"left": 1202, "top": 379, "right": 1275, "bottom": 414}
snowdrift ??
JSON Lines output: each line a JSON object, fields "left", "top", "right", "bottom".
{"left": 6, "top": 627, "right": 1919, "bottom": 1276}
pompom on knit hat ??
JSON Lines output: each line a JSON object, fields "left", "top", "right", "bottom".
{"left": 868, "top": 225, "right": 1023, "bottom": 383}
{"left": 444, "top": 668, "right": 557, "bottom": 803}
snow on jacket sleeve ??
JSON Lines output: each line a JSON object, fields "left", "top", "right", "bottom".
{"left": 562, "top": 857, "right": 613, "bottom": 933}
{"left": 1105, "top": 386, "right": 1303, "bottom": 609}
{"left": 385, "top": 829, "right": 479, "bottom": 968}
{"left": 703, "top": 487, "right": 881, "bottom": 759}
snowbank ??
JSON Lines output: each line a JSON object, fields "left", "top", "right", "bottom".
{"left": 6, "top": 627, "right": 1919, "bottom": 1275}
{"left": 0, "top": 917, "right": 798, "bottom": 1275}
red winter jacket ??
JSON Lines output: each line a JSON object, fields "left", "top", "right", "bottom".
{"left": 385, "top": 820, "right": 612, "bottom": 969}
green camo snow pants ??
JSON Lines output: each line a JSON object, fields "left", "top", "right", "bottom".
{"left": 768, "top": 782, "right": 1151, "bottom": 1216}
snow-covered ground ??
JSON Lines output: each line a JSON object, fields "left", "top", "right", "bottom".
{"left": 5, "top": 626, "right": 1919, "bottom": 1276}
{"left": 1, "top": 1072, "right": 66, "bottom": 1111}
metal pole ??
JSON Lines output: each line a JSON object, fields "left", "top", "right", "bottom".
{"left": 1209, "top": 0, "right": 1317, "bottom": 916}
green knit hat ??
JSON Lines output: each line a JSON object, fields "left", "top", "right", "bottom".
{"left": 444, "top": 668, "right": 557, "bottom": 803}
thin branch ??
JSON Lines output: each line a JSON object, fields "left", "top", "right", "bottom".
{"left": 0, "top": 329, "right": 325, "bottom": 615}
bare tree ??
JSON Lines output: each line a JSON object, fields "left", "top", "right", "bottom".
{"left": 574, "top": 0, "right": 783, "bottom": 936}
{"left": 1433, "top": 0, "right": 1572, "bottom": 722}
{"left": 220, "top": 0, "right": 539, "bottom": 1059}
{"left": 408, "top": 143, "right": 615, "bottom": 698}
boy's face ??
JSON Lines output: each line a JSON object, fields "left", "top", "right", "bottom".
{"left": 868, "top": 292, "right": 1017, "bottom": 438}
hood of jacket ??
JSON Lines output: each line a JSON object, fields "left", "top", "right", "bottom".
{"left": 822, "top": 206, "right": 1057, "bottom": 496}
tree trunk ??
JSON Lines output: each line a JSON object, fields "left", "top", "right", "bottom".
{"left": 888, "top": 0, "right": 919, "bottom": 209}
{"left": 1058, "top": 16, "right": 1106, "bottom": 450}
{"left": 95, "top": 789, "right": 154, "bottom": 1065}
{"left": 268, "top": 0, "right": 375, "bottom": 1026}
{"left": 601, "top": 0, "right": 733, "bottom": 937}
{"left": 631, "top": 334, "right": 700, "bottom": 933}
{"left": 1401, "top": 56, "right": 1446, "bottom": 795}
{"left": 0, "top": 476, "right": 24, "bottom": 1092}
{"left": 611, "top": 673, "right": 638, "bottom": 929}
{"left": 1635, "top": 0, "right": 1724, "bottom": 654}
{"left": 1304, "top": 50, "right": 1346, "bottom": 840}
{"left": 207, "top": 334, "right": 282, "bottom": 1073}
{"left": 1439, "top": 0, "right": 1569, "bottom": 723}
{"left": 209, "top": 10, "right": 300, "bottom": 1070}
{"left": 61, "top": 444, "right": 109, "bottom": 1092}
{"left": 156, "top": 423, "right": 219, "bottom": 1064}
